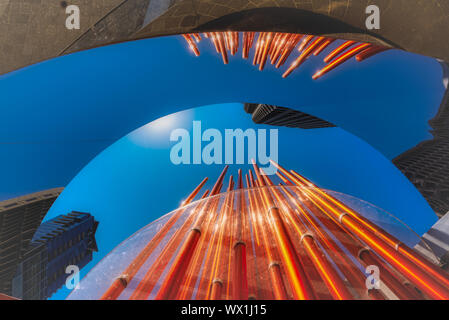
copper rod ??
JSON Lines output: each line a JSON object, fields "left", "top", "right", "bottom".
{"left": 131, "top": 167, "right": 228, "bottom": 300}
{"left": 101, "top": 177, "right": 208, "bottom": 300}
{"left": 250, "top": 168, "right": 289, "bottom": 299}
{"left": 263, "top": 174, "right": 352, "bottom": 300}
{"left": 297, "top": 35, "right": 314, "bottom": 53}
{"left": 313, "top": 43, "right": 372, "bottom": 79}
{"left": 253, "top": 164, "right": 315, "bottom": 300}
{"left": 216, "top": 32, "right": 229, "bottom": 64}
{"left": 314, "top": 38, "right": 335, "bottom": 56}
{"left": 183, "top": 34, "right": 200, "bottom": 56}
{"left": 271, "top": 33, "right": 291, "bottom": 64}
{"left": 271, "top": 162, "right": 449, "bottom": 299}
{"left": 276, "top": 34, "right": 303, "bottom": 68}
{"left": 288, "top": 168, "right": 449, "bottom": 290}
{"left": 279, "top": 184, "right": 373, "bottom": 299}
{"left": 323, "top": 40, "right": 356, "bottom": 63}
{"left": 356, "top": 46, "right": 390, "bottom": 61}
{"left": 259, "top": 32, "right": 274, "bottom": 70}
{"left": 209, "top": 176, "right": 234, "bottom": 299}
{"left": 283, "top": 37, "right": 326, "bottom": 78}
{"left": 154, "top": 227, "right": 202, "bottom": 299}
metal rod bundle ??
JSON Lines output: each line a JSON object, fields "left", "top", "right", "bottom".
{"left": 100, "top": 162, "right": 449, "bottom": 300}
{"left": 182, "top": 32, "right": 391, "bottom": 80}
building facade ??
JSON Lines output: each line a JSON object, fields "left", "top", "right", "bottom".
{"left": 244, "top": 103, "right": 335, "bottom": 129}
{"left": 393, "top": 61, "right": 449, "bottom": 217}
{"left": 0, "top": 188, "right": 63, "bottom": 295}
{"left": 11, "top": 211, "right": 99, "bottom": 299}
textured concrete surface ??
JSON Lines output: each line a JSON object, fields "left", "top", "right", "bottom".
{"left": 0, "top": 0, "right": 123, "bottom": 74}
{"left": 1, "top": 0, "right": 449, "bottom": 74}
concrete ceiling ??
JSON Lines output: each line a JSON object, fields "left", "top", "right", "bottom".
{"left": 1, "top": 0, "right": 449, "bottom": 75}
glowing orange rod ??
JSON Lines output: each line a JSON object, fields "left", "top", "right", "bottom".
{"left": 231, "top": 170, "right": 249, "bottom": 299}
{"left": 276, "top": 34, "right": 303, "bottom": 68}
{"left": 356, "top": 46, "right": 390, "bottom": 61}
{"left": 285, "top": 170, "right": 449, "bottom": 299}
{"left": 259, "top": 32, "right": 274, "bottom": 70}
{"left": 253, "top": 164, "right": 315, "bottom": 300}
{"left": 263, "top": 174, "right": 353, "bottom": 300}
{"left": 183, "top": 34, "right": 200, "bottom": 56}
{"left": 314, "top": 38, "right": 336, "bottom": 56}
{"left": 249, "top": 169, "right": 289, "bottom": 299}
{"left": 155, "top": 167, "right": 229, "bottom": 300}
{"left": 297, "top": 35, "right": 314, "bottom": 53}
{"left": 271, "top": 33, "right": 291, "bottom": 64}
{"left": 245, "top": 174, "right": 267, "bottom": 299}
{"left": 225, "top": 179, "right": 236, "bottom": 298}
{"left": 209, "top": 176, "right": 235, "bottom": 300}
{"left": 128, "top": 189, "right": 210, "bottom": 300}
{"left": 279, "top": 185, "right": 378, "bottom": 300}
{"left": 285, "top": 184, "right": 418, "bottom": 300}
{"left": 243, "top": 174, "right": 260, "bottom": 299}
{"left": 267, "top": 33, "right": 280, "bottom": 62}
{"left": 288, "top": 168, "right": 449, "bottom": 290}
{"left": 242, "top": 32, "right": 249, "bottom": 58}
{"left": 210, "top": 33, "right": 220, "bottom": 53}
{"left": 312, "top": 43, "right": 371, "bottom": 79}
{"left": 191, "top": 33, "right": 202, "bottom": 42}
{"left": 130, "top": 167, "right": 228, "bottom": 300}
{"left": 294, "top": 185, "right": 424, "bottom": 299}
{"left": 283, "top": 36, "right": 326, "bottom": 78}
{"left": 100, "top": 177, "right": 208, "bottom": 300}
{"left": 217, "top": 32, "right": 229, "bottom": 64}
{"left": 252, "top": 33, "right": 264, "bottom": 65}
{"left": 194, "top": 172, "right": 231, "bottom": 299}
{"left": 283, "top": 180, "right": 420, "bottom": 300}
{"left": 177, "top": 191, "right": 222, "bottom": 299}
{"left": 233, "top": 32, "right": 240, "bottom": 55}
{"left": 195, "top": 188, "right": 231, "bottom": 299}
{"left": 323, "top": 40, "right": 356, "bottom": 63}
{"left": 269, "top": 33, "right": 280, "bottom": 56}
{"left": 271, "top": 162, "right": 449, "bottom": 299}
{"left": 224, "top": 32, "right": 230, "bottom": 51}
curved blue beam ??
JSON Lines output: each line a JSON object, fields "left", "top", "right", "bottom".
{"left": 0, "top": 35, "right": 444, "bottom": 200}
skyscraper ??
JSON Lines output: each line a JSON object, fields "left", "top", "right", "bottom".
{"left": 0, "top": 188, "right": 63, "bottom": 295}
{"left": 11, "top": 211, "right": 99, "bottom": 299}
{"left": 244, "top": 103, "right": 335, "bottom": 129}
{"left": 393, "top": 61, "right": 449, "bottom": 217}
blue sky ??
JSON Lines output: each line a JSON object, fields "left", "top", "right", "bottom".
{"left": 0, "top": 34, "right": 444, "bottom": 299}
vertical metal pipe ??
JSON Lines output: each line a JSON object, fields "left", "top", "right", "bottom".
{"left": 253, "top": 164, "right": 315, "bottom": 300}
{"left": 288, "top": 168, "right": 449, "bottom": 291}
{"left": 209, "top": 176, "right": 234, "bottom": 299}
{"left": 101, "top": 178, "right": 208, "bottom": 300}
{"left": 263, "top": 174, "right": 353, "bottom": 300}
{"left": 270, "top": 162, "right": 449, "bottom": 299}
{"left": 231, "top": 169, "right": 249, "bottom": 299}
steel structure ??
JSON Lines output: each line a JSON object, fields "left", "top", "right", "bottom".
{"left": 69, "top": 162, "right": 449, "bottom": 300}
{"left": 183, "top": 32, "right": 389, "bottom": 79}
